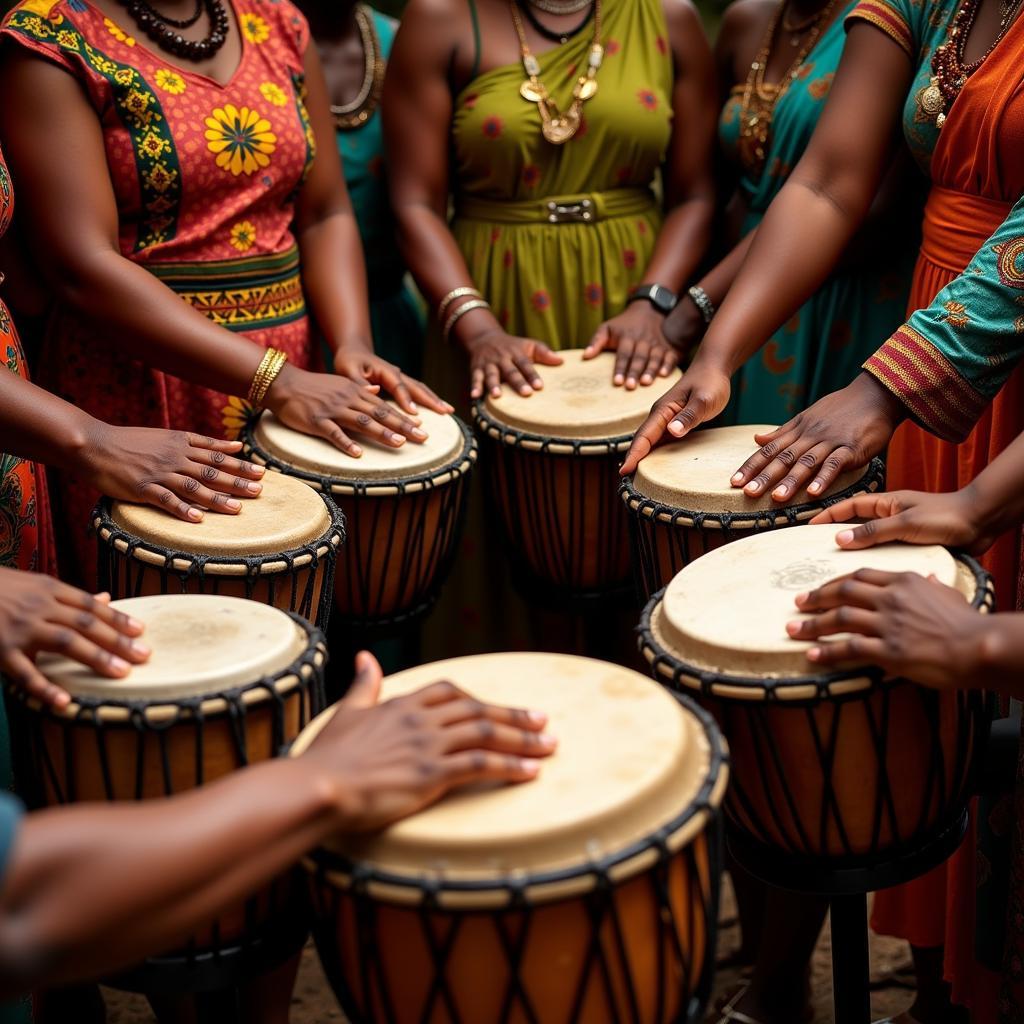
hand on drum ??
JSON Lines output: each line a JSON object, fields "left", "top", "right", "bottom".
{"left": 266, "top": 364, "right": 430, "bottom": 457}
{"left": 810, "top": 489, "right": 990, "bottom": 554}
{"left": 303, "top": 652, "right": 557, "bottom": 832}
{"left": 333, "top": 349, "right": 454, "bottom": 418}
{"left": 728, "top": 373, "right": 905, "bottom": 502}
{"left": 583, "top": 304, "right": 680, "bottom": 389}
{"left": 464, "top": 328, "right": 563, "bottom": 400}
{"left": 786, "top": 568, "right": 985, "bottom": 689}
{"left": 80, "top": 425, "right": 266, "bottom": 524}
{"left": 0, "top": 569, "right": 149, "bottom": 710}
{"left": 619, "top": 361, "right": 731, "bottom": 475}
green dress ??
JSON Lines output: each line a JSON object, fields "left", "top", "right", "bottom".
{"left": 717, "top": 1, "right": 915, "bottom": 423}
{"left": 332, "top": 8, "right": 425, "bottom": 374}
{"left": 450, "top": 0, "right": 673, "bottom": 347}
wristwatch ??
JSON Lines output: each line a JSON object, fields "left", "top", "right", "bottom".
{"left": 627, "top": 283, "right": 678, "bottom": 315}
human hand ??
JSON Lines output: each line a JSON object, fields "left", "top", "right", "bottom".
{"left": 267, "top": 364, "right": 430, "bottom": 457}
{"left": 730, "top": 372, "right": 904, "bottom": 503}
{"left": 334, "top": 349, "right": 453, "bottom": 418}
{"left": 80, "top": 424, "right": 265, "bottom": 524}
{"left": 463, "top": 328, "right": 563, "bottom": 400}
{"left": 619, "top": 360, "right": 731, "bottom": 475}
{"left": 583, "top": 303, "right": 679, "bottom": 389}
{"left": 0, "top": 569, "right": 149, "bottom": 710}
{"left": 304, "top": 652, "right": 557, "bottom": 832}
{"left": 660, "top": 294, "right": 707, "bottom": 359}
{"left": 810, "top": 489, "right": 989, "bottom": 554}
{"left": 787, "top": 569, "right": 987, "bottom": 689}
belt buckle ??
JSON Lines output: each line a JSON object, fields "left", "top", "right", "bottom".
{"left": 546, "top": 199, "right": 594, "bottom": 224}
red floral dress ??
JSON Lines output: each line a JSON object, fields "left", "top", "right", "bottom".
{"left": 1, "top": 0, "right": 317, "bottom": 579}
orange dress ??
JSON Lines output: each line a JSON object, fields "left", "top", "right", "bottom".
{"left": 849, "top": 0, "right": 1024, "bottom": 1016}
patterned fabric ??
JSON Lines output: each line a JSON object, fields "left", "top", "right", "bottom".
{"left": 717, "top": 0, "right": 914, "bottom": 422}
{"left": 448, "top": 0, "right": 673, "bottom": 346}
{"left": 333, "top": 7, "right": 424, "bottom": 376}
{"left": 0, "top": 0, "right": 317, "bottom": 582}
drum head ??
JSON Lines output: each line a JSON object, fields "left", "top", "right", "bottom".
{"left": 39, "top": 594, "right": 308, "bottom": 701}
{"left": 252, "top": 408, "right": 467, "bottom": 481}
{"left": 632, "top": 425, "right": 870, "bottom": 512}
{"left": 482, "top": 350, "right": 682, "bottom": 441}
{"left": 656, "top": 523, "right": 964, "bottom": 678}
{"left": 293, "top": 653, "right": 714, "bottom": 880}
{"left": 110, "top": 470, "right": 331, "bottom": 557}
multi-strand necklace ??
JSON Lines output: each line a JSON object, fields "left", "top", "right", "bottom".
{"left": 918, "top": 0, "right": 1023, "bottom": 128}
{"left": 330, "top": 4, "right": 386, "bottom": 131}
{"left": 510, "top": 0, "right": 603, "bottom": 145}
{"left": 117, "top": 0, "right": 229, "bottom": 59}
{"left": 737, "top": 0, "right": 838, "bottom": 177}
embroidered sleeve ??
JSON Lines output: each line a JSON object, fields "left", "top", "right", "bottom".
{"left": 864, "top": 195, "right": 1024, "bottom": 442}
{"left": 845, "top": 0, "right": 914, "bottom": 57}
{"left": 1, "top": 0, "right": 81, "bottom": 74}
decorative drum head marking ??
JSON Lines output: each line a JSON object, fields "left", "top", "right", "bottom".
{"left": 769, "top": 561, "right": 837, "bottom": 592}
{"left": 39, "top": 595, "right": 307, "bottom": 701}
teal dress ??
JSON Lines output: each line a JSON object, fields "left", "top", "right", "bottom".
{"left": 717, "top": 1, "right": 916, "bottom": 424}
{"left": 331, "top": 9, "right": 425, "bottom": 374}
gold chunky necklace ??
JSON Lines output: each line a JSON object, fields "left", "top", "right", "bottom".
{"left": 330, "top": 4, "right": 385, "bottom": 131}
{"left": 510, "top": 0, "right": 604, "bottom": 145}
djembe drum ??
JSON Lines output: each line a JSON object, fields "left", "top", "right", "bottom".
{"left": 8, "top": 593, "right": 328, "bottom": 991}
{"left": 621, "top": 425, "right": 885, "bottom": 599}
{"left": 243, "top": 408, "right": 475, "bottom": 629}
{"left": 638, "top": 524, "right": 993, "bottom": 1023}
{"left": 474, "top": 350, "right": 682, "bottom": 599}
{"left": 93, "top": 470, "right": 343, "bottom": 629}
{"left": 291, "top": 652, "right": 728, "bottom": 1024}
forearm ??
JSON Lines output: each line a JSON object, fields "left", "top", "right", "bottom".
{"left": 975, "top": 614, "right": 1024, "bottom": 696}
{"left": 0, "top": 759, "right": 337, "bottom": 995}
{"left": 0, "top": 373, "right": 95, "bottom": 471}
{"left": 638, "top": 195, "right": 715, "bottom": 294}
{"left": 961, "top": 431, "right": 1024, "bottom": 539}
{"left": 695, "top": 227, "right": 757, "bottom": 308}
{"left": 298, "top": 211, "right": 374, "bottom": 356}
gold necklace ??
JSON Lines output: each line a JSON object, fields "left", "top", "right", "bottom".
{"left": 330, "top": 5, "right": 385, "bottom": 131}
{"left": 738, "top": 0, "right": 837, "bottom": 176}
{"left": 510, "top": 0, "right": 603, "bottom": 145}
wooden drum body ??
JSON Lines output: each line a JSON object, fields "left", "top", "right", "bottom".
{"left": 621, "top": 426, "right": 885, "bottom": 600}
{"left": 94, "top": 470, "right": 344, "bottom": 629}
{"left": 244, "top": 409, "right": 476, "bottom": 628}
{"left": 639, "top": 525, "right": 992, "bottom": 879}
{"left": 475, "top": 350, "right": 682, "bottom": 599}
{"left": 292, "top": 653, "right": 728, "bottom": 1024}
{"left": 8, "top": 594, "right": 328, "bottom": 990}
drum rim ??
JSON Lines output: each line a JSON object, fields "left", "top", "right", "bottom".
{"left": 620, "top": 457, "right": 886, "bottom": 528}
{"left": 301, "top": 691, "right": 729, "bottom": 909}
{"left": 11, "top": 613, "right": 328, "bottom": 721}
{"left": 638, "top": 551, "right": 994, "bottom": 702}
{"left": 473, "top": 400, "right": 637, "bottom": 455}
{"left": 91, "top": 492, "right": 346, "bottom": 575}
{"left": 243, "top": 416, "right": 478, "bottom": 496}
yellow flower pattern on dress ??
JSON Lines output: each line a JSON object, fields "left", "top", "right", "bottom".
{"left": 942, "top": 300, "right": 970, "bottom": 329}
{"left": 221, "top": 395, "right": 255, "bottom": 438}
{"left": 56, "top": 28, "right": 79, "bottom": 48}
{"left": 240, "top": 12, "right": 269, "bottom": 43}
{"left": 154, "top": 68, "right": 186, "bottom": 95}
{"left": 103, "top": 16, "right": 134, "bottom": 45}
{"left": 259, "top": 81, "right": 287, "bottom": 107}
{"left": 205, "top": 104, "right": 276, "bottom": 175}
{"left": 230, "top": 220, "right": 257, "bottom": 251}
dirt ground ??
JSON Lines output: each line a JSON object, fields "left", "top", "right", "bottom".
{"left": 101, "top": 879, "right": 915, "bottom": 1023}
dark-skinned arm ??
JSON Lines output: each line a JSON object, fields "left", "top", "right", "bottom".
{"left": 0, "top": 46, "right": 429, "bottom": 455}
{"left": 583, "top": 0, "right": 717, "bottom": 389}
{"left": 384, "top": 0, "right": 563, "bottom": 400}
{"left": 0, "top": 652, "right": 555, "bottom": 997}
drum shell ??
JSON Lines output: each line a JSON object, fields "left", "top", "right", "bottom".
{"left": 308, "top": 832, "right": 717, "bottom": 1024}
{"left": 629, "top": 513, "right": 732, "bottom": 602}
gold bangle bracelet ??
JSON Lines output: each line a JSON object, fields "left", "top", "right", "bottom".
{"left": 437, "top": 286, "right": 482, "bottom": 323}
{"left": 442, "top": 298, "right": 491, "bottom": 344}
{"left": 247, "top": 347, "right": 288, "bottom": 409}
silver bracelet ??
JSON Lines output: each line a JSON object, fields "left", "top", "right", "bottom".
{"left": 442, "top": 298, "right": 491, "bottom": 343}
{"left": 687, "top": 285, "right": 716, "bottom": 324}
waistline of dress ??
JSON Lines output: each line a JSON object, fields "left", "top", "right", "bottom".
{"left": 455, "top": 187, "right": 657, "bottom": 226}
{"left": 920, "top": 186, "right": 1013, "bottom": 275}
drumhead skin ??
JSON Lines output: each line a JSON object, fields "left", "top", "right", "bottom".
{"left": 482, "top": 350, "right": 682, "bottom": 441}
{"left": 110, "top": 470, "right": 331, "bottom": 556}
{"left": 655, "top": 524, "right": 963, "bottom": 678}
{"left": 632, "top": 425, "right": 870, "bottom": 512}
{"left": 293, "top": 653, "right": 721, "bottom": 883}
{"left": 39, "top": 594, "right": 308, "bottom": 701}
{"left": 253, "top": 408, "right": 467, "bottom": 481}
